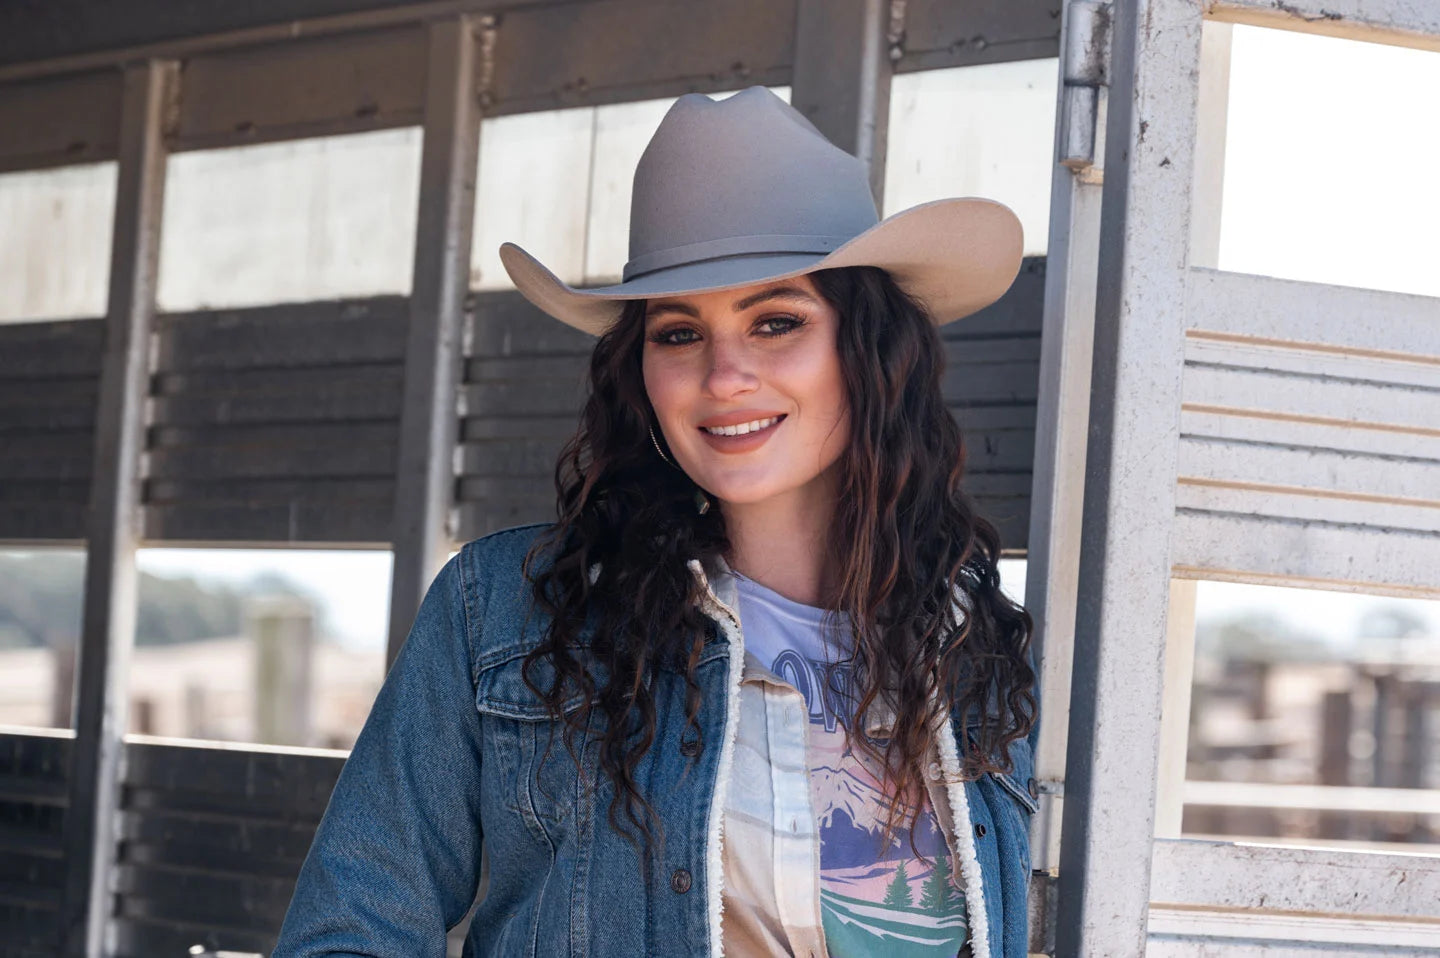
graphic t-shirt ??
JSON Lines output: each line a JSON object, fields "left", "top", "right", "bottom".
{"left": 730, "top": 574, "right": 968, "bottom": 957}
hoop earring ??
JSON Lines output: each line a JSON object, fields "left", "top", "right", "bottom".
{"left": 650, "top": 423, "right": 679, "bottom": 470}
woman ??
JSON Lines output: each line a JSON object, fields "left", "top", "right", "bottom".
{"left": 275, "top": 85, "right": 1039, "bottom": 958}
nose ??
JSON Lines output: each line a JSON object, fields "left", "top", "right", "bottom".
{"left": 702, "top": 335, "right": 760, "bottom": 400}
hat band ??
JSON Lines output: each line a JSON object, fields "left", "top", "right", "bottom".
{"left": 622, "top": 233, "right": 855, "bottom": 282}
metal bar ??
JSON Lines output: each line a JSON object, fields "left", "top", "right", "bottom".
{"left": 1054, "top": 0, "right": 1204, "bottom": 952}
{"left": 1205, "top": 0, "right": 1440, "bottom": 53}
{"left": 791, "top": 0, "right": 893, "bottom": 203}
{"left": 386, "top": 16, "right": 483, "bottom": 668}
{"left": 1024, "top": 0, "right": 1107, "bottom": 876}
{"left": 61, "top": 58, "right": 173, "bottom": 957}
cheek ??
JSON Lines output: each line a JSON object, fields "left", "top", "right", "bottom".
{"left": 642, "top": 351, "right": 684, "bottom": 418}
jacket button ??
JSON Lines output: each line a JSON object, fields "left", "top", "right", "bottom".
{"left": 679, "top": 739, "right": 700, "bottom": 757}
{"left": 1027, "top": 777, "right": 1039, "bottom": 800}
{"left": 670, "top": 868, "right": 692, "bottom": 894}
{"left": 974, "top": 823, "right": 987, "bottom": 839}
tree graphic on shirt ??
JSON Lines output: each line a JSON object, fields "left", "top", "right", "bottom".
{"left": 882, "top": 860, "right": 912, "bottom": 908}
{"left": 919, "top": 852, "right": 959, "bottom": 914}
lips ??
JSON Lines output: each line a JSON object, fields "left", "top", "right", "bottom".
{"left": 701, "top": 415, "right": 782, "bottom": 437}
{"left": 695, "top": 413, "right": 787, "bottom": 452}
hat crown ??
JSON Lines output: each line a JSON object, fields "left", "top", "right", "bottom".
{"left": 625, "top": 87, "right": 879, "bottom": 278}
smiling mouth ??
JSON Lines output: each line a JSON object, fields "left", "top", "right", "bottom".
{"left": 700, "top": 415, "right": 785, "bottom": 437}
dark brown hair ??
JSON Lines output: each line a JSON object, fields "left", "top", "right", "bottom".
{"left": 522, "top": 264, "right": 1036, "bottom": 860}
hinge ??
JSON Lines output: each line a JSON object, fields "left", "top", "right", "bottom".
{"left": 1059, "top": 0, "right": 1111, "bottom": 174}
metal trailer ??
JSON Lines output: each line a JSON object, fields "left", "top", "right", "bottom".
{"left": 0, "top": 0, "right": 1435, "bottom": 954}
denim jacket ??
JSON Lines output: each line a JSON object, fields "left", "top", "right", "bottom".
{"left": 274, "top": 524, "right": 1039, "bottom": 957}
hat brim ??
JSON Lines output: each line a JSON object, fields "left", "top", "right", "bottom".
{"left": 498, "top": 197, "right": 1023, "bottom": 335}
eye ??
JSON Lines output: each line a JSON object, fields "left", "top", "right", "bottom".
{"left": 648, "top": 325, "right": 701, "bottom": 346}
{"left": 755, "top": 314, "right": 806, "bottom": 337}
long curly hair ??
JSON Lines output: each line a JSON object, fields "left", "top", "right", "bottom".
{"left": 521, "top": 264, "right": 1036, "bottom": 860}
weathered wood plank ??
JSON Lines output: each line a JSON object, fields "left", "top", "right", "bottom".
{"left": 0, "top": 70, "right": 121, "bottom": 172}
{"left": 0, "top": 318, "right": 105, "bottom": 380}
{"left": 897, "top": 0, "right": 1061, "bottom": 72}
{"left": 144, "top": 476, "right": 394, "bottom": 505}
{"left": 123, "top": 743, "right": 343, "bottom": 817}
{"left": 173, "top": 26, "right": 427, "bottom": 151}
{"left": 151, "top": 362, "right": 405, "bottom": 402}
{"left": 488, "top": 0, "right": 795, "bottom": 114}
{"left": 143, "top": 501, "right": 391, "bottom": 545}
{"left": 120, "top": 810, "right": 318, "bottom": 869}
{"left": 0, "top": 433, "right": 93, "bottom": 480}
{"left": 146, "top": 427, "right": 397, "bottom": 481}
{"left": 942, "top": 362, "right": 1041, "bottom": 403}
{"left": 155, "top": 297, "right": 409, "bottom": 372}
{"left": 0, "top": 502, "right": 89, "bottom": 542}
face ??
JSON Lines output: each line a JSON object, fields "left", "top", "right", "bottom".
{"left": 641, "top": 274, "right": 850, "bottom": 510}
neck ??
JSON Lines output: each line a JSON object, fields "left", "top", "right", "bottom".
{"left": 718, "top": 471, "right": 842, "bottom": 609}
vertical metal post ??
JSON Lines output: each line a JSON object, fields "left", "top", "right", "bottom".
{"left": 1026, "top": 0, "right": 1110, "bottom": 875}
{"left": 387, "top": 16, "right": 484, "bottom": 668}
{"left": 62, "top": 59, "right": 173, "bottom": 957}
{"left": 791, "top": 0, "right": 894, "bottom": 205}
{"left": 1055, "top": 0, "right": 1204, "bottom": 952}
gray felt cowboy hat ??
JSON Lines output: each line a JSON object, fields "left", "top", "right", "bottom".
{"left": 499, "top": 85, "right": 1023, "bottom": 335}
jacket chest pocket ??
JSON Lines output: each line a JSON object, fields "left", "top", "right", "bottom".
{"left": 474, "top": 651, "right": 600, "bottom": 843}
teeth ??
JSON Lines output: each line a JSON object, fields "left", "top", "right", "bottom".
{"left": 703, "top": 416, "right": 780, "bottom": 437}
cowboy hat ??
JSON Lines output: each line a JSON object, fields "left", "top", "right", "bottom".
{"left": 499, "top": 85, "right": 1023, "bottom": 335}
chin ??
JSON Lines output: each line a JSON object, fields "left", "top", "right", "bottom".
{"left": 699, "top": 475, "right": 805, "bottom": 507}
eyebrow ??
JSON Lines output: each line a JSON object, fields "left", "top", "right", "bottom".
{"left": 643, "top": 284, "right": 820, "bottom": 320}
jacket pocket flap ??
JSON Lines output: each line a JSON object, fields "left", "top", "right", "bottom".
{"left": 474, "top": 651, "right": 598, "bottom": 721}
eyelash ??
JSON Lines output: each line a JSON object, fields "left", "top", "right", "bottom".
{"left": 648, "top": 314, "right": 806, "bottom": 346}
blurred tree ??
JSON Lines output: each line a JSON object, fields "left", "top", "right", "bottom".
{"left": 1195, "top": 609, "right": 1328, "bottom": 664}
{"left": 0, "top": 552, "right": 314, "bottom": 648}
{"left": 1356, "top": 604, "right": 1429, "bottom": 641}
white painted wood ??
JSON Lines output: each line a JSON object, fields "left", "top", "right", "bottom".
{"left": 1206, "top": 0, "right": 1440, "bottom": 53}
{"left": 1149, "top": 908, "right": 1440, "bottom": 951}
{"left": 1175, "top": 481, "right": 1440, "bottom": 536}
{"left": 1176, "top": 438, "right": 1438, "bottom": 504}
{"left": 1186, "top": 267, "right": 1440, "bottom": 358}
{"left": 1172, "top": 509, "right": 1440, "bottom": 600}
{"left": 1053, "top": 0, "right": 1205, "bottom": 951}
{"left": 1150, "top": 838, "right": 1440, "bottom": 918}
{"left": 1179, "top": 407, "right": 1440, "bottom": 462}
{"left": 1183, "top": 780, "right": 1440, "bottom": 815}
{"left": 1184, "top": 335, "right": 1440, "bottom": 391}
{"left": 1188, "top": 20, "right": 1232, "bottom": 270}
{"left": 1154, "top": 580, "right": 1197, "bottom": 838}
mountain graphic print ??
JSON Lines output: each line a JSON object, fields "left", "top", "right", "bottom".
{"left": 793, "top": 649, "right": 969, "bottom": 958}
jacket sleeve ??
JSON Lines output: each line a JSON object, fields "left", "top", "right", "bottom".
{"left": 272, "top": 552, "right": 484, "bottom": 957}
